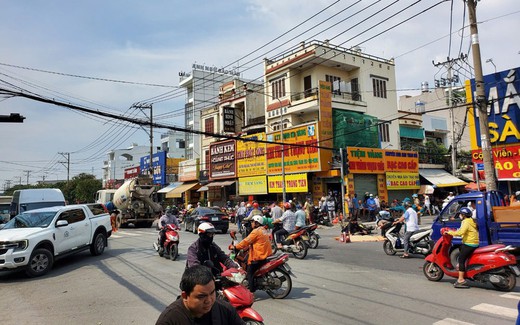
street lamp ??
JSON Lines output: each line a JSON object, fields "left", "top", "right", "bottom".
{"left": 485, "top": 58, "right": 497, "bottom": 73}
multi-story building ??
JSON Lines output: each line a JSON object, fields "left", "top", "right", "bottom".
{"left": 160, "top": 130, "right": 186, "bottom": 159}
{"left": 178, "top": 64, "right": 240, "bottom": 161}
{"left": 102, "top": 143, "right": 149, "bottom": 187}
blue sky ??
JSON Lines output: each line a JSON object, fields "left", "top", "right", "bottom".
{"left": 1, "top": 0, "right": 519, "bottom": 188}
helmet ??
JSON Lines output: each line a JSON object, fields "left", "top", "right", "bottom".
{"left": 198, "top": 222, "right": 217, "bottom": 234}
{"left": 253, "top": 202, "right": 259, "bottom": 209}
{"left": 166, "top": 205, "right": 171, "bottom": 210}
{"left": 412, "top": 194, "right": 418, "bottom": 198}
{"left": 252, "top": 215, "right": 264, "bottom": 225}
{"left": 170, "top": 206, "right": 178, "bottom": 215}
{"left": 459, "top": 207, "right": 473, "bottom": 218}
{"left": 246, "top": 203, "right": 251, "bottom": 208}
{"left": 284, "top": 202, "right": 291, "bottom": 209}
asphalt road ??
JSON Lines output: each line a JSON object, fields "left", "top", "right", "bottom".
{"left": 1, "top": 222, "right": 519, "bottom": 325}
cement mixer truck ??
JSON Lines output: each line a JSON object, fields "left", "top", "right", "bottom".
{"left": 113, "top": 175, "right": 162, "bottom": 228}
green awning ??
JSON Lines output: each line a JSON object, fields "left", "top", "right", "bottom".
{"left": 399, "top": 125, "right": 424, "bottom": 139}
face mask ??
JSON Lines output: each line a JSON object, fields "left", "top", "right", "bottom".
{"left": 199, "top": 234, "right": 213, "bottom": 247}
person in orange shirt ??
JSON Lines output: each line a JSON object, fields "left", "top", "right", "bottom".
{"left": 232, "top": 215, "right": 272, "bottom": 292}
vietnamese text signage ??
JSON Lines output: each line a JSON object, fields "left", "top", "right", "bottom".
{"left": 472, "top": 143, "right": 520, "bottom": 180}
{"left": 236, "top": 133, "right": 267, "bottom": 177}
{"left": 179, "top": 159, "right": 199, "bottom": 182}
{"left": 210, "top": 140, "right": 236, "bottom": 179}
{"left": 238, "top": 175, "right": 268, "bottom": 195}
{"left": 223, "top": 106, "right": 235, "bottom": 133}
{"left": 386, "top": 172, "right": 420, "bottom": 190}
{"left": 384, "top": 150, "right": 419, "bottom": 173}
{"left": 268, "top": 173, "right": 308, "bottom": 193}
{"left": 347, "top": 147, "right": 385, "bottom": 174}
{"left": 140, "top": 151, "right": 167, "bottom": 185}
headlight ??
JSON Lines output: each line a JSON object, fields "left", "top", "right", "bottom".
{"left": 0, "top": 240, "right": 29, "bottom": 251}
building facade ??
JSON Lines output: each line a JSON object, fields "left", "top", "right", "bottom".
{"left": 102, "top": 143, "right": 149, "bottom": 187}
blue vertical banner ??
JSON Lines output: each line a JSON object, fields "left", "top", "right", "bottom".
{"left": 140, "top": 151, "right": 167, "bottom": 185}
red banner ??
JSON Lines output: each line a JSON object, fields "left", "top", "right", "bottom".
{"left": 472, "top": 143, "right": 520, "bottom": 180}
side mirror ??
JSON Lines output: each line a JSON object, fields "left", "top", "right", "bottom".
{"left": 56, "top": 220, "right": 69, "bottom": 227}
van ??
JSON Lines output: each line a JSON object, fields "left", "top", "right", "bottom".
{"left": 9, "top": 189, "right": 66, "bottom": 218}
{"left": 0, "top": 196, "right": 12, "bottom": 223}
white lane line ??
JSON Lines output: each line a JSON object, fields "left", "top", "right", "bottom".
{"left": 433, "top": 318, "right": 475, "bottom": 325}
{"left": 501, "top": 292, "right": 520, "bottom": 300}
{"left": 471, "top": 303, "right": 517, "bottom": 319}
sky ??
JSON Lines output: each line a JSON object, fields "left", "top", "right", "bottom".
{"left": 1, "top": 0, "right": 519, "bottom": 190}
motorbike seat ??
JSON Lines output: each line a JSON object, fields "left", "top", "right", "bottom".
{"left": 473, "top": 244, "right": 506, "bottom": 254}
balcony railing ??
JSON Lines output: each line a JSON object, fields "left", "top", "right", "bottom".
{"left": 290, "top": 87, "right": 363, "bottom": 103}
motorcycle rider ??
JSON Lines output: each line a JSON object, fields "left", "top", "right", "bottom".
{"left": 295, "top": 204, "right": 306, "bottom": 230}
{"left": 393, "top": 201, "right": 419, "bottom": 258}
{"left": 158, "top": 206, "right": 180, "bottom": 252}
{"left": 273, "top": 202, "right": 296, "bottom": 249}
{"left": 444, "top": 207, "right": 479, "bottom": 288}
{"left": 270, "top": 201, "right": 283, "bottom": 220}
{"left": 236, "top": 202, "right": 247, "bottom": 231}
{"left": 231, "top": 215, "right": 272, "bottom": 292}
{"left": 186, "top": 222, "right": 239, "bottom": 275}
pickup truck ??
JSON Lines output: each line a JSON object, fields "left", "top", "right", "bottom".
{"left": 0, "top": 204, "right": 112, "bottom": 277}
{"left": 431, "top": 191, "right": 520, "bottom": 263}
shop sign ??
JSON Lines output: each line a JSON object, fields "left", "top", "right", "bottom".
{"left": 471, "top": 143, "right": 520, "bottom": 180}
{"left": 179, "top": 159, "right": 199, "bottom": 182}
{"left": 386, "top": 172, "right": 420, "bottom": 189}
{"left": 377, "top": 174, "right": 388, "bottom": 202}
{"left": 236, "top": 133, "right": 267, "bottom": 177}
{"left": 124, "top": 166, "right": 140, "bottom": 179}
{"left": 384, "top": 150, "right": 419, "bottom": 173}
{"left": 268, "top": 173, "right": 308, "bottom": 193}
{"left": 347, "top": 147, "right": 385, "bottom": 174}
{"left": 166, "top": 158, "right": 184, "bottom": 175}
{"left": 266, "top": 123, "right": 320, "bottom": 174}
{"left": 223, "top": 106, "right": 235, "bottom": 133}
{"left": 141, "top": 151, "right": 167, "bottom": 185}
{"left": 238, "top": 175, "right": 267, "bottom": 195}
{"left": 210, "top": 140, "right": 236, "bottom": 179}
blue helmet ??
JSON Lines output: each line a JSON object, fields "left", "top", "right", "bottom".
{"left": 459, "top": 207, "right": 473, "bottom": 218}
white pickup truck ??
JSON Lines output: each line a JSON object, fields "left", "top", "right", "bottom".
{"left": 0, "top": 204, "right": 112, "bottom": 277}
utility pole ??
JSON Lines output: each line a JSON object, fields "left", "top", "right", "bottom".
{"left": 433, "top": 54, "right": 466, "bottom": 175}
{"left": 23, "top": 170, "right": 31, "bottom": 185}
{"left": 466, "top": 0, "right": 498, "bottom": 191}
{"left": 59, "top": 152, "right": 70, "bottom": 182}
{"left": 134, "top": 103, "right": 154, "bottom": 175}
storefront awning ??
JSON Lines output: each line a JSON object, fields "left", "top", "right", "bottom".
{"left": 157, "top": 182, "right": 182, "bottom": 194}
{"left": 197, "top": 186, "right": 209, "bottom": 192}
{"left": 418, "top": 185, "right": 435, "bottom": 195}
{"left": 419, "top": 169, "right": 467, "bottom": 187}
{"left": 399, "top": 125, "right": 424, "bottom": 139}
{"left": 166, "top": 182, "right": 200, "bottom": 198}
{"left": 206, "top": 180, "right": 236, "bottom": 187}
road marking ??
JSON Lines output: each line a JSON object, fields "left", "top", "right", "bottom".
{"left": 471, "top": 303, "right": 517, "bottom": 319}
{"left": 501, "top": 292, "right": 520, "bottom": 300}
{"left": 433, "top": 318, "right": 475, "bottom": 325}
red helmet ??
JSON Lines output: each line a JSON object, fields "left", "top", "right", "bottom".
{"left": 253, "top": 202, "right": 259, "bottom": 209}
{"left": 284, "top": 202, "right": 291, "bottom": 209}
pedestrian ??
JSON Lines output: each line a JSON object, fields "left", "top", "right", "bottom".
{"left": 366, "top": 194, "right": 377, "bottom": 221}
{"left": 393, "top": 201, "right": 419, "bottom": 258}
{"left": 303, "top": 197, "right": 313, "bottom": 224}
{"left": 110, "top": 210, "right": 119, "bottom": 233}
{"left": 352, "top": 193, "right": 359, "bottom": 221}
{"left": 156, "top": 265, "right": 245, "bottom": 324}
{"left": 424, "top": 195, "right": 431, "bottom": 216}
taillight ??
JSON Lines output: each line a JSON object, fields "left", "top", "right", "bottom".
{"left": 222, "top": 215, "right": 229, "bottom": 220}
{"left": 200, "top": 216, "right": 210, "bottom": 221}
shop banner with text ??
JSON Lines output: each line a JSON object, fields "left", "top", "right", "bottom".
{"left": 238, "top": 176, "right": 268, "bottom": 195}
{"left": 471, "top": 143, "right": 520, "bottom": 180}
{"left": 347, "top": 147, "right": 385, "bottom": 174}
{"left": 384, "top": 150, "right": 419, "bottom": 173}
{"left": 386, "top": 172, "right": 420, "bottom": 189}
{"left": 268, "top": 173, "right": 308, "bottom": 193}
{"left": 236, "top": 133, "right": 267, "bottom": 177}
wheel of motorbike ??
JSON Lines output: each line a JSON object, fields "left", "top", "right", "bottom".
{"left": 265, "top": 267, "right": 292, "bottom": 299}
{"left": 243, "top": 320, "right": 264, "bottom": 325}
{"left": 158, "top": 245, "right": 165, "bottom": 257}
{"left": 383, "top": 240, "right": 396, "bottom": 256}
{"left": 491, "top": 272, "right": 517, "bottom": 292}
{"left": 184, "top": 221, "right": 189, "bottom": 232}
{"left": 423, "top": 261, "right": 444, "bottom": 281}
{"left": 292, "top": 239, "right": 308, "bottom": 259}
{"left": 271, "top": 240, "right": 278, "bottom": 254}
{"left": 308, "top": 233, "right": 319, "bottom": 249}
{"left": 449, "top": 248, "right": 460, "bottom": 268}
{"left": 169, "top": 243, "right": 179, "bottom": 261}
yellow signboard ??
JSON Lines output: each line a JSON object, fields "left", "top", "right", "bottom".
{"left": 386, "top": 172, "right": 420, "bottom": 190}
{"left": 236, "top": 133, "right": 267, "bottom": 177}
{"left": 266, "top": 123, "right": 320, "bottom": 174}
{"left": 268, "top": 173, "right": 308, "bottom": 193}
{"left": 238, "top": 176, "right": 267, "bottom": 195}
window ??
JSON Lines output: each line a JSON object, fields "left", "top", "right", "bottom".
{"left": 176, "top": 139, "right": 186, "bottom": 149}
{"left": 204, "top": 117, "right": 214, "bottom": 137}
{"left": 271, "top": 78, "right": 286, "bottom": 99}
{"left": 58, "top": 209, "right": 86, "bottom": 224}
{"left": 372, "top": 77, "right": 387, "bottom": 98}
{"left": 326, "top": 75, "right": 341, "bottom": 94}
{"left": 379, "top": 122, "right": 390, "bottom": 142}
{"left": 204, "top": 150, "right": 210, "bottom": 170}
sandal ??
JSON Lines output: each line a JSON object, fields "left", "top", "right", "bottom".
{"left": 400, "top": 255, "right": 410, "bottom": 259}
{"left": 453, "top": 281, "right": 469, "bottom": 288}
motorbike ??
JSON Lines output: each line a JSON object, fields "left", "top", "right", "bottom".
{"left": 270, "top": 223, "right": 309, "bottom": 259}
{"left": 311, "top": 206, "right": 332, "bottom": 226}
{"left": 152, "top": 224, "right": 180, "bottom": 260}
{"left": 342, "top": 219, "right": 374, "bottom": 236}
{"left": 383, "top": 222, "right": 433, "bottom": 256}
{"left": 301, "top": 223, "right": 320, "bottom": 249}
{"left": 230, "top": 231, "right": 294, "bottom": 299}
{"left": 423, "top": 227, "right": 520, "bottom": 291}
{"left": 205, "top": 261, "right": 264, "bottom": 324}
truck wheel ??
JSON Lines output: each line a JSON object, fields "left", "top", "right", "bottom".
{"left": 90, "top": 232, "right": 106, "bottom": 256}
{"left": 26, "top": 248, "right": 54, "bottom": 277}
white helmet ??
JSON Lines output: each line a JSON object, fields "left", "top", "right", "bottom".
{"left": 246, "top": 203, "right": 251, "bottom": 208}
{"left": 252, "top": 215, "right": 264, "bottom": 225}
{"left": 198, "top": 222, "right": 217, "bottom": 234}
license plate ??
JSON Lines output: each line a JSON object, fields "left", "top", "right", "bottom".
{"left": 211, "top": 217, "right": 218, "bottom": 221}
{"left": 512, "top": 265, "right": 520, "bottom": 276}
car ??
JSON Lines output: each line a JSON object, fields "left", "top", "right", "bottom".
{"left": 183, "top": 207, "right": 229, "bottom": 234}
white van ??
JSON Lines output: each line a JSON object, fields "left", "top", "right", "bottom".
{"left": 9, "top": 189, "right": 66, "bottom": 218}
{"left": 0, "top": 196, "right": 12, "bottom": 223}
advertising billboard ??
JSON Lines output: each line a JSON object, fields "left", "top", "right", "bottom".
{"left": 209, "top": 140, "right": 236, "bottom": 179}
{"left": 236, "top": 133, "right": 266, "bottom": 177}
{"left": 140, "top": 151, "right": 167, "bottom": 185}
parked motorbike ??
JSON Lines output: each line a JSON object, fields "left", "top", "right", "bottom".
{"left": 342, "top": 220, "right": 374, "bottom": 236}
{"left": 302, "top": 223, "right": 320, "bottom": 249}
{"left": 270, "top": 223, "right": 308, "bottom": 259}
{"left": 424, "top": 227, "right": 520, "bottom": 291}
{"left": 311, "top": 206, "right": 332, "bottom": 226}
{"left": 230, "top": 231, "right": 294, "bottom": 299}
{"left": 152, "top": 224, "right": 180, "bottom": 260}
{"left": 383, "top": 222, "right": 433, "bottom": 256}
{"left": 204, "top": 261, "right": 264, "bottom": 324}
